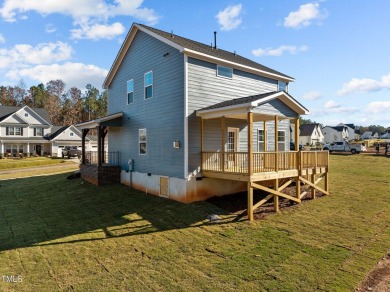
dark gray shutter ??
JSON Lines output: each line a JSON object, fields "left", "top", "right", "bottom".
{"left": 6, "top": 127, "right": 8, "bottom": 135}
{"left": 21, "top": 127, "right": 23, "bottom": 136}
{"left": 34, "top": 128, "right": 36, "bottom": 136}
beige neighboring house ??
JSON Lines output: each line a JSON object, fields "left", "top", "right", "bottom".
{"left": 0, "top": 105, "right": 97, "bottom": 157}
{"left": 299, "top": 124, "right": 324, "bottom": 146}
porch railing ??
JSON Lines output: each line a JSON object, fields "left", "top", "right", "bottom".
{"left": 83, "top": 151, "right": 120, "bottom": 166}
{"left": 202, "top": 151, "right": 328, "bottom": 174}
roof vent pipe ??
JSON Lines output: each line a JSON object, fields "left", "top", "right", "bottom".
{"left": 214, "top": 31, "right": 217, "bottom": 49}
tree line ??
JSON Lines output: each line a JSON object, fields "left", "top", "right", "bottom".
{"left": 0, "top": 80, "right": 107, "bottom": 126}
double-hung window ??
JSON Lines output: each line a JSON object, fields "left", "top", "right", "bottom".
{"left": 127, "top": 79, "right": 134, "bottom": 104}
{"left": 7, "top": 127, "right": 22, "bottom": 136}
{"left": 139, "top": 129, "right": 147, "bottom": 155}
{"left": 144, "top": 71, "right": 153, "bottom": 99}
{"left": 258, "top": 130, "right": 265, "bottom": 151}
{"left": 278, "top": 131, "right": 286, "bottom": 151}
{"left": 34, "top": 128, "right": 43, "bottom": 136}
{"left": 217, "top": 65, "right": 233, "bottom": 78}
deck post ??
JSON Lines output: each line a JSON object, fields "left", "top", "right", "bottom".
{"left": 201, "top": 118, "right": 204, "bottom": 171}
{"left": 296, "top": 176, "right": 301, "bottom": 201}
{"left": 274, "top": 178, "right": 279, "bottom": 212}
{"left": 247, "top": 182, "right": 254, "bottom": 221}
{"left": 248, "top": 112, "right": 253, "bottom": 175}
{"left": 311, "top": 174, "right": 316, "bottom": 199}
{"left": 81, "top": 128, "right": 89, "bottom": 165}
{"left": 294, "top": 118, "right": 299, "bottom": 151}
{"left": 274, "top": 116, "right": 278, "bottom": 172}
{"left": 221, "top": 116, "right": 225, "bottom": 171}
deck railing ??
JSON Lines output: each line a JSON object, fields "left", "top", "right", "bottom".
{"left": 202, "top": 151, "right": 328, "bottom": 174}
{"left": 83, "top": 151, "right": 120, "bottom": 166}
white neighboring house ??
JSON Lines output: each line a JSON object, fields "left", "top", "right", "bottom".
{"left": 0, "top": 105, "right": 97, "bottom": 157}
{"left": 299, "top": 124, "right": 324, "bottom": 145}
{"left": 322, "top": 125, "right": 349, "bottom": 144}
{"left": 361, "top": 131, "right": 379, "bottom": 139}
{"left": 337, "top": 123, "right": 357, "bottom": 141}
{"left": 46, "top": 125, "right": 97, "bottom": 157}
{"left": 0, "top": 105, "right": 52, "bottom": 156}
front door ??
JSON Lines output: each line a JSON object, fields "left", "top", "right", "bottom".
{"left": 35, "top": 145, "right": 42, "bottom": 156}
{"left": 227, "top": 128, "right": 239, "bottom": 169}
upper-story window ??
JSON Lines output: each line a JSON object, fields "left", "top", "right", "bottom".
{"left": 24, "top": 113, "right": 29, "bottom": 117}
{"left": 7, "top": 127, "right": 22, "bottom": 136}
{"left": 144, "top": 71, "right": 153, "bottom": 99}
{"left": 278, "top": 81, "right": 287, "bottom": 92}
{"left": 127, "top": 79, "right": 134, "bottom": 104}
{"left": 70, "top": 132, "right": 74, "bottom": 137}
{"left": 217, "top": 65, "right": 233, "bottom": 78}
{"left": 34, "top": 128, "right": 43, "bottom": 136}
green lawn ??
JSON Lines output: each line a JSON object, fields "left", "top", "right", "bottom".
{"left": 0, "top": 154, "right": 389, "bottom": 291}
{"left": 0, "top": 157, "right": 68, "bottom": 170}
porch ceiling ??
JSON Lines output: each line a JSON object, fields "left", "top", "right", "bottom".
{"left": 76, "top": 112, "right": 124, "bottom": 129}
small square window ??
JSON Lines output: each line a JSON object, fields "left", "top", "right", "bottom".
{"left": 25, "top": 113, "right": 29, "bottom": 117}
{"left": 217, "top": 65, "right": 233, "bottom": 78}
{"left": 70, "top": 132, "right": 74, "bottom": 137}
{"left": 127, "top": 79, "right": 134, "bottom": 104}
{"left": 278, "top": 81, "right": 287, "bottom": 92}
{"left": 144, "top": 71, "right": 153, "bottom": 99}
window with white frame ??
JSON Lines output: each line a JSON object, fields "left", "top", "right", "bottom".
{"left": 278, "top": 81, "right": 287, "bottom": 92}
{"left": 217, "top": 65, "right": 233, "bottom": 78}
{"left": 139, "top": 128, "right": 147, "bottom": 155}
{"left": 278, "top": 130, "right": 286, "bottom": 151}
{"left": 127, "top": 79, "right": 134, "bottom": 104}
{"left": 144, "top": 71, "right": 153, "bottom": 99}
{"left": 258, "top": 129, "right": 265, "bottom": 151}
{"left": 7, "top": 127, "right": 22, "bottom": 136}
{"left": 35, "top": 128, "right": 43, "bottom": 136}
{"left": 69, "top": 132, "right": 74, "bottom": 137}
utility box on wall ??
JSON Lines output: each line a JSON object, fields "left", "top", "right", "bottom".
{"left": 128, "top": 159, "right": 134, "bottom": 171}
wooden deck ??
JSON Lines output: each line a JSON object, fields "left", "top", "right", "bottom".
{"left": 201, "top": 150, "right": 330, "bottom": 221}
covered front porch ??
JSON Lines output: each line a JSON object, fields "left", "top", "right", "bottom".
{"left": 197, "top": 91, "right": 329, "bottom": 221}
{"left": 76, "top": 112, "right": 123, "bottom": 186}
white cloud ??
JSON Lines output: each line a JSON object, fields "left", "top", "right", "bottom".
{"left": 45, "top": 23, "right": 57, "bottom": 34}
{"left": 0, "top": 33, "right": 5, "bottom": 43}
{"left": 0, "top": 0, "right": 159, "bottom": 40}
{"left": 366, "top": 101, "right": 390, "bottom": 114}
{"left": 337, "top": 73, "right": 390, "bottom": 95}
{"left": 0, "top": 41, "right": 73, "bottom": 69}
{"left": 216, "top": 4, "right": 242, "bottom": 31}
{"left": 302, "top": 91, "right": 322, "bottom": 100}
{"left": 71, "top": 22, "right": 125, "bottom": 40}
{"left": 283, "top": 3, "right": 327, "bottom": 29}
{"left": 325, "top": 100, "right": 341, "bottom": 109}
{"left": 6, "top": 62, "right": 108, "bottom": 89}
{"left": 252, "top": 45, "right": 308, "bottom": 57}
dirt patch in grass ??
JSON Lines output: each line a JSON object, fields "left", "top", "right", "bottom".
{"left": 356, "top": 252, "right": 390, "bottom": 292}
{"left": 206, "top": 182, "right": 325, "bottom": 221}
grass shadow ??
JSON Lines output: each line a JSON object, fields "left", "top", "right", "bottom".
{"left": 0, "top": 172, "right": 233, "bottom": 252}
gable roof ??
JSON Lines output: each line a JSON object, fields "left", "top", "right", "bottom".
{"left": 104, "top": 23, "right": 294, "bottom": 89}
{"left": 196, "top": 91, "right": 309, "bottom": 120}
{"left": 300, "top": 124, "right": 319, "bottom": 136}
{"left": 0, "top": 105, "right": 52, "bottom": 124}
{"left": 323, "top": 125, "right": 346, "bottom": 132}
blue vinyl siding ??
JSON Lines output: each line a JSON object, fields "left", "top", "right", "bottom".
{"left": 108, "top": 31, "right": 184, "bottom": 178}
{"left": 186, "top": 57, "right": 295, "bottom": 173}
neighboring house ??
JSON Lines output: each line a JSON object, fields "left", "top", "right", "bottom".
{"left": 361, "top": 131, "right": 379, "bottom": 139}
{"left": 322, "top": 125, "right": 349, "bottom": 144}
{"left": 337, "top": 123, "right": 356, "bottom": 141}
{"left": 77, "top": 23, "right": 316, "bottom": 204}
{"left": 299, "top": 124, "right": 324, "bottom": 146}
{"left": 46, "top": 125, "right": 97, "bottom": 157}
{"left": 380, "top": 129, "right": 390, "bottom": 139}
{"left": 0, "top": 105, "right": 97, "bottom": 157}
{"left": 0, "top": 105, "right": 53, "bottom": 156}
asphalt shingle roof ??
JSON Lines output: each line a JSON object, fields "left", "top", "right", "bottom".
{"left": 0, "top": 106, "right": 52, "bottom": 124}
{"left": 299, "top": 124, "right": 318, "bottom": 136}
{"left": 136, "top": 24, "right": 293, "bottom": 80}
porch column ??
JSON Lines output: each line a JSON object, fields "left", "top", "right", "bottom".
{"left": 221, "top": 116, "right": 225, "bottom": 171}
{"left": 97, "top": 126, "right": 102, "bottom": 167}
{"left": 0, "top": 143, "right": 4, "bottom": 155}
{"left": 101, "top": 126, "right": 107, "bottom": 164}
{"left": 81, "top": 129, "right": 89, "bottom": 165}
{"left": 274, "top": 115, "right": 278, "bottom": 172}
{"left": 295, "top": 118, "right": 300, "bottom": 151}
{"left": 200, "top": 118, "right": 204, "bottom": 171}
{"left": 247, "top": 112, "right": 253, "bottom": 175}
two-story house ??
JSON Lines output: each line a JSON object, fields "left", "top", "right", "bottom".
{"left": 77, "top": 23, "right": 329, "bottom": 220}
{"left": 0, "top": 105, "right": 53, "bottom": 156}
{"left": 322, "top": 125, "right": 349, "bottom": 144}
{"left": 0, "top": 105, "right": 97, "bottom": 157}
{"left": 299, "top": 123, "right": 324, "bottom": 146}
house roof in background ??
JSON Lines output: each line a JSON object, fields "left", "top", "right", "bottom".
{"left": 104, "top": 23, "right": 294, "bottom": 88}
{"left": 299, "top": 124, "right": 319, "bottom": 136}
{"left": 0, "top": 105, "right": 52, "bottom": 124}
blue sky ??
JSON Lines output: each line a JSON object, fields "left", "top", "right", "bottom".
{"left": 0, "top": 0, "right": 389, "bottom": 127}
